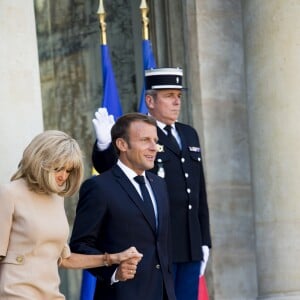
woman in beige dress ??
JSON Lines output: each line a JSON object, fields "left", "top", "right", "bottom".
{"left": 0, "top": 130, "right": 142, "bottom": 299}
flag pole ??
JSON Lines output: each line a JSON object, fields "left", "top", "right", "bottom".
{"left": 97, "top": 0, "right": 107, "bottom": 45}
{"left": 96, "top": 0, "right": 123, "bottom": 118}
{"left": 140, "top": 0, "right": 149, "bottom": 41}
{"left": 138, "top": 0, "right": 156, "bottom": 113}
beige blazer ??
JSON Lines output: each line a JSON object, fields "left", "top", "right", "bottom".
{"left": 0, "top": 179, "right": 70, "bottom": 299}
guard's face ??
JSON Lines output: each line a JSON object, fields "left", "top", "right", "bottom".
{"left": 147, "top": 89, "right": 182, "bottom": 125}
{"left": 118, "top": 121, "right": 158, "bottom": 175}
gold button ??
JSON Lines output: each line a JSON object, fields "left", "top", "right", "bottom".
{"left": 16, "top": 255, "right": 24, "bottom": 263}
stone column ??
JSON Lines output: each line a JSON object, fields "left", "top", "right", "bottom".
{"left": 184, "top": 1, "right": 257, "bottom": 299}
{"left": 0, "top": 0, "right": 43, "bottom": 182}
{"left": 243, "top": 1, "right": 300, "bottom": 299}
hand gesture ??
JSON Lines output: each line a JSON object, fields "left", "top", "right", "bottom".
{"left": 92, "top": 108, "right": 115, "bottom": 147}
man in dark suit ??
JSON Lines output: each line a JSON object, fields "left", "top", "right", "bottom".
{"left": 70, "top": 113, "right": 176, "bottom": 300}
{"left": 91, "top": 68, "right": 212, "bottom": 300}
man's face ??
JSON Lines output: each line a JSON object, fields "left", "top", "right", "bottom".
{"left": 119, "top": 121, "right": 158, "bottom": 175}
{"left": 146, "top": 89, "right": 182, "bottom": 125}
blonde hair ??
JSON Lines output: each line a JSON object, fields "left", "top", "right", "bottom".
{"left": 11, "top": 130, "right": 84, "bottom": 197}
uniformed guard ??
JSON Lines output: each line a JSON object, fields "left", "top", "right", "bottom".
{"left": 92, "top": 67, "right": 212, "bottom": 300}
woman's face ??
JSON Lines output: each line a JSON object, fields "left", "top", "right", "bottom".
{"left": 54, "top": 165, "right": 73, "bottom": 187}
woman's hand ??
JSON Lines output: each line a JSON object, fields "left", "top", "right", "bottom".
{"left": 110, "top": 246, "right": 143, "bottom": 264}
{"left": 59, "top": 246, "right": 143, "bottom": 269}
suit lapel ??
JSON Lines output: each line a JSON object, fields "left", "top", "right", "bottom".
{"left": 112, "top": 166, "right": 156, "bottom": 233}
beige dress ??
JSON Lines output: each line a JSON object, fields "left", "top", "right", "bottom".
{"left": 0, "top": 179, "right": 71, "bottom": 300}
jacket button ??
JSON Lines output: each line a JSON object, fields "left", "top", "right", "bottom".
{"left": 16, "top": 255, "right": 24, "bottom": 263}
{"left": 188, "top": 204, "right": 192, "bottom": 210}
{"left": 181, "top": 157, "right": 185, "bottom": 163}
{"left": 155, "top": 264, "right": 160, "bottom": 269}
{"left": 187, "top": 188, "right": 191, "bottom": 194}
{"left": 185, "top": 173, "right": 189, "bottom": 178}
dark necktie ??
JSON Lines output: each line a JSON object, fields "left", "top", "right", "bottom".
{"left": 164, "top": 125, "right": 180, "bottom": 153}
{"left": 134, "top": 175, "right": 156, "bottom": 228}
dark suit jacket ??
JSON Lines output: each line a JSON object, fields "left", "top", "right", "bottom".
{"left": 92, "top": 122, "right": 212, "bottom": 262}
{"left": 70, "top": 165, "right": 176, "bottom": 300}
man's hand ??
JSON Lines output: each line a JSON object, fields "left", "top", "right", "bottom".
{"left": 115, "top": 257, "right": 141, "bottom": 281}
{"left": 92, "top": 108, "right": 115, "bottom": 149}
{"left": 200, "top": 245, "right": 210, "bottom": 276}
{"left": 110, "top": 246, "right": 143, "bottom": 264}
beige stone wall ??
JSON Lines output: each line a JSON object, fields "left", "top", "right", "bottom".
{"left": 184, "top": 1, "right": 257, "bottom": 299}
{"left": 243, "top": 1, "right": 300, "bottom": 299}
{"left": 0, "top": 0, "right": 43, "bottom": 184}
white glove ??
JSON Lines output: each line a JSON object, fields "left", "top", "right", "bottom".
{"left": 200, "top": 245, "right": 209, "bottom": 276}
{"left": 92, "top": 108, "right": 115, "bottom": 150}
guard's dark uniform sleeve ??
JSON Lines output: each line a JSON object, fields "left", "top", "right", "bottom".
{"left": 92, "top": 141, "right": 118, "bottom": 173}
{"left": 197, "top": 158, "right": 211, "bottom": 247}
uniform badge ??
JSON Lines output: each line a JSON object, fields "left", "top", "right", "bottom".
{"left": 157, "top": 166, "right": 165, "bottom": 178}
{"left": 188, "top": 146, "right": 200, "bottom": 152}
{"left": 156, "top": 144, "right": 164, "bottom": 152}
{"left": 157, "top": 159, "right": 165, "bottom": 178}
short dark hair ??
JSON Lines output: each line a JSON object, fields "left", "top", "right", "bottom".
{"left": 111, "top": 113, "right": 156, "bottom": 155}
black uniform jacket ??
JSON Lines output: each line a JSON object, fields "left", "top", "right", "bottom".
{"left": 70, "top": 165, "right": 176, "bottom": 300}
{"left": 92, "top": 122, "right": 212, "bottom": 262}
